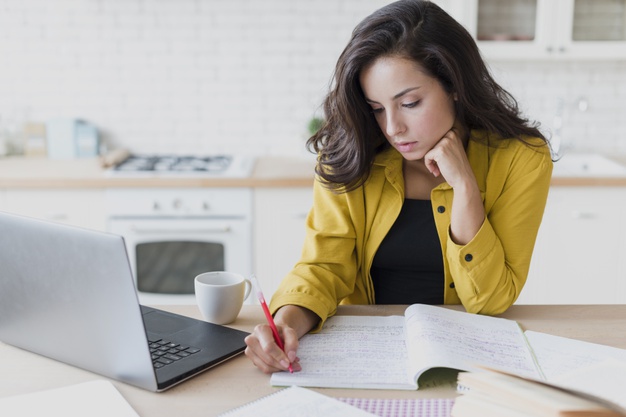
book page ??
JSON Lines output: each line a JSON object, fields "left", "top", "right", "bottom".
{"left": 550, "top": 359, "right": 626, "bottom": 412}
{"left": 525, "top": 330, "right": 626, "bottom": 380}
{"left": 403, "top": 305, "right": 542, "bottom": 384}
{"left": 270, "top": 315, "right": 416, "bottom": 390}
{"left": 219, "top": 386, "right": 376, "bottom": 416}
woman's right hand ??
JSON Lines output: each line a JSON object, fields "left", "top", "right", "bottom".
{"left": 244, "top": 305, "right": 319, "bottom": 374}
{"left": 244, "top": 321, "right": 300, "bottom": 373}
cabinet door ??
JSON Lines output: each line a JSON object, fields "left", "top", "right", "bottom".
{"left": 519, "top": 187, "right": 626, "bottom": 304}
{"left": 3, "top": 189, "right": 106, "bottom": 231}
{"left": 555, "top": 0, "right": 626, "bottom": 59}
{"left": 443, "top": 0, "right": 626, "bottom": 60}
{"left": 466, "top": 0, "right": 555, "bottom": 60}
{"left": 253, "top": 188, "right": 313, "bottom": 300}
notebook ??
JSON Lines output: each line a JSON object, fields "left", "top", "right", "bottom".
{"left": 0, "top": 211, "right": 249, "bottom": 392}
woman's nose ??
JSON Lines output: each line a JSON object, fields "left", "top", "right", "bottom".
{"left": 385, "top": 111, "right": 406, "bottom": 137}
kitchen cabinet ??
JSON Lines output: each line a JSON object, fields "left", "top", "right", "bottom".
{"left": 518, "top": 187, "right": 626, "bottom": 304}
{"left": 253, "top": 188, "right": 313, "bottom": 300}
{"left": 2, "top": 189, "right": 106, "bottom": 231}
{"left": 432, "top": 0, "right": 626, "bottom": 60}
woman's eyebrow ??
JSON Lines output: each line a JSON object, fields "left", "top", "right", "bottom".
{"left": 364, "top": 86, "right": 422, "bottom": 104}
{"left": 393, "top": 86, "right": 421, "bottom": 100}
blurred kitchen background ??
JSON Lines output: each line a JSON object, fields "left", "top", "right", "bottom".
{"left": 0, "top": 0, "right": 625, "bottom": 158}
{"left": 1, "top": 0, "right": 626, "bottom": 306}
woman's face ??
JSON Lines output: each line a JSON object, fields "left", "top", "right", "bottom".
{"left": 359, "top": 56, "right": 457, "bottom": 161}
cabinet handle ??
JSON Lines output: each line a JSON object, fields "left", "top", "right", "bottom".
{"left": 571, "top": 211, "right": 597, "bottom": 219}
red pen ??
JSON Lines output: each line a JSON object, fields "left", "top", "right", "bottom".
{"left": 250, "top": 275, "right": 293, "bottom": 373}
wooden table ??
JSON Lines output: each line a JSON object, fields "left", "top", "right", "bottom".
{"left": 1, "top": 304, "right": 625, "bottom": 416}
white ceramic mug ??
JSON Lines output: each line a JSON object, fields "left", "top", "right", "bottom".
{"left": 194, "top": 271, "right": 251, "bottom": 325}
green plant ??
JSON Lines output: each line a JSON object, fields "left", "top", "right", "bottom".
{"left": 307, "top": 117, "right": 325, "bottom": 136}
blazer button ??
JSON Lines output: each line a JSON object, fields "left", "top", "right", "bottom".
{"left": 449, "top": 282, "right": 455, "bottom": 289}
{"left": 437, "top": 206, "right": 445, "bottom": 213}
{"left": 464, "top": 254, "right": 473, "bottom": 262}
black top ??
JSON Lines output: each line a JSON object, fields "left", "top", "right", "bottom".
{"left": 370, "top": 199, "right": 444, "bottom": 305}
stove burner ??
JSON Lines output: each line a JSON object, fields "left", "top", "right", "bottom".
{"left": 114, "top": 155, "right": 233, "bottom": 173}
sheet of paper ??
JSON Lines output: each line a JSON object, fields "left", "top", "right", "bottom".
{"left": 403, "top": 304, "right": 541, "bottom": 381}
{"left": 525, "top": 330, "right": 626, "bottom": 380}
{"left": 270, "top": 315, "right": 415, "bottom": 390}
{"left": 0, "top": 380, "right": 139, "bottom": 417}
{"left": 219, "top": 386, "right": 377, "bottom": 416}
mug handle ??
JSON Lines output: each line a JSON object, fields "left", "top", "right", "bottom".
{"left": 242, "top": 278, "right": 252, "bottom": 301}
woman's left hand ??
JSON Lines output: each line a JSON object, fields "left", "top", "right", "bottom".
{"left": 423, "top": 128, "right": 475, "bottom": 190}
{"left": 424, "top": 128, "right": 485, "bottom": 245}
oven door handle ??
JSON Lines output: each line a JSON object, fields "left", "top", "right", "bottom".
{"left": 130, "top": 226, "right": 232, "bottom": 234}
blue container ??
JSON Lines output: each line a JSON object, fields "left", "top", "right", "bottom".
{"left": 46, "top": 119, "right": 99, "bottom": 159}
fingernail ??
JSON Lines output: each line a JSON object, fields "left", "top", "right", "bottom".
{"left": 287, "top": 351, "right": 297, "bottom": 362}
{"left": 280, "top": 360, "right": 290, "bottom": 369}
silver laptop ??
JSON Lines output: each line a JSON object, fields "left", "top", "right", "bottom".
{"left": 0, "top": 211, "right": 249, "bottom": 392}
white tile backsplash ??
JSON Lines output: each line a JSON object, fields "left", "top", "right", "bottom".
{"left": 0, "top": 0, "right": 625, "bottom": 157}
{"left": 490, "top": 60, "right": 626, "bottom": 153}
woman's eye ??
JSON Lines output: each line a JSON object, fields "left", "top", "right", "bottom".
{"left": 371, "top": 108, "right": 384, "bottom": 114}
{"left": 402, "top": 100, "right": 420, "bottom": 109}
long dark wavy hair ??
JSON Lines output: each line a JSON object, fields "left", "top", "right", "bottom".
{"left": 307, "top": 0, "right": 548, "bottom": 192}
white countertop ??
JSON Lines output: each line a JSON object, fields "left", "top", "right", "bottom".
{"left": 2, "top": 153, "right": 626, "bottom": 188}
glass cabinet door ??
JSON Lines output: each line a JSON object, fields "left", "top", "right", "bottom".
{"left": 468, "top": 0, "right": 556, "bottom": 60}
{"left": 572, "top": 0, "right": 626, "bottom": 41}
{"left": 476, "top": 0, "right": 538, "bottom": 42}
{"left": 557, "top": 0, "right": 626, "bottom": 58}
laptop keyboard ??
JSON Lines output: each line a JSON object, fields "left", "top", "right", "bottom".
{"left": 148, "top": 338, "right": 201, "bottom": 369}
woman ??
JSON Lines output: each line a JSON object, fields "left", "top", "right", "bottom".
{"left": 245, "top": 0, "right": 553, "bottom": 373}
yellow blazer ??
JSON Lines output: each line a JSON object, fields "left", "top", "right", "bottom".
{"left": 270, "top": 133, "right": 553, "bottom": 327}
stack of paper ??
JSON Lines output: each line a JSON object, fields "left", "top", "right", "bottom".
{"left": 452, "top": 367, "right": 626, "bottom": 417}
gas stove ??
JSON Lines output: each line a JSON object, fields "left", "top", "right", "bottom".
{"left": 108, "top": 154, "right": 255, "bottom": 178}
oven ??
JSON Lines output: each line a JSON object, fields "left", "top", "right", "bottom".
{"left": 105, "top": 155, "right": 254, "bottom": 305}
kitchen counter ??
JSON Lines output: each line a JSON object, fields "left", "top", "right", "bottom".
{"left": 2, "top": 154, "right": 626, "bottom": 188}
{"left": 0, "top": 155, "right": 316, "bottom": 188}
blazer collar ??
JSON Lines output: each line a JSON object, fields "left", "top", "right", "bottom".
{"left": 374, "top": 131, "right": 490, "bottom": 195}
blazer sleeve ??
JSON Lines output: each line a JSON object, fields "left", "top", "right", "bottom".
{"left": 269, "top": 178, "right": 360, "bottom": 328}
{"left": 446, "top": 144, "right": 553, "bottom": 315}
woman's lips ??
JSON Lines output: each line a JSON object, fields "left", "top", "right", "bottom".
{"left": 394, "top": 141, "right": 418, "bottom": 153}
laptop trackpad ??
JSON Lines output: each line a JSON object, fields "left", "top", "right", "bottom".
{"left": 142, "top": 310, "right": 196, "bottom": 335}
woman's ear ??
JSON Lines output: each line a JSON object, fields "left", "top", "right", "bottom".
{"left": 453, "top": 92, "right": 459, "bottom": 101}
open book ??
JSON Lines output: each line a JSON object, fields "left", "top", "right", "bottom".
{"left": 270, "top": 304, "right": 626, "bottom": 393}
